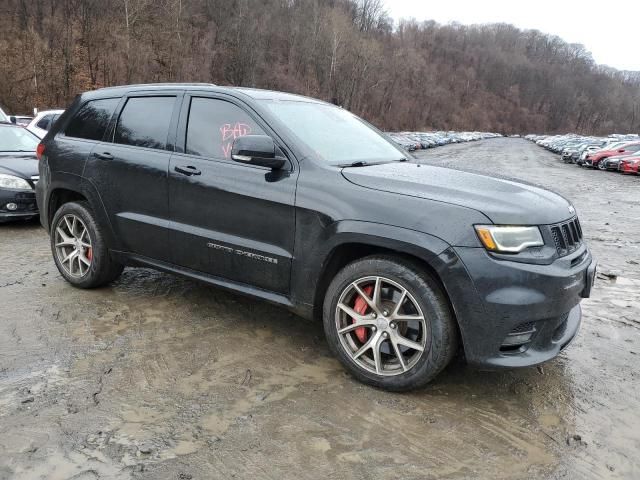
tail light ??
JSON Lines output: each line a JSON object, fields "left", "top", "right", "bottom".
{"left": 36, "top": 142, "right": 45, "bottom": 160}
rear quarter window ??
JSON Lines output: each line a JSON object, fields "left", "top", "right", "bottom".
{"left": 36, "top": 115, "right": 52, "bottom": 130}
{"left": 65, "top": 98, "right": 119, "bottom": 141}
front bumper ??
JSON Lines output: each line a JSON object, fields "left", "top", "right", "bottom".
{"left": 0, "top": 188, "right": 38, "bottom": 222}
{"left": 439, "top": 245, "right": 594, "bottom": 369}
{"left": 621, "top": 164, "right": 639, "bottom": 174}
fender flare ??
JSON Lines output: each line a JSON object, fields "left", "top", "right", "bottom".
{"left": 321, "top": 220, "right": 450, "bottom": 263}
{"left": 45, "top": 174, "right": 119, "bottom": 249}
{"left": 291, "top": 220, "right": 452, "bottom": 316}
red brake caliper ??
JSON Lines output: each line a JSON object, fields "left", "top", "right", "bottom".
{"left": 86, "top": 247, "right": 93, "bottom": 261}
{"left": 352, "top": 285, "right": 373, "bottom": 343}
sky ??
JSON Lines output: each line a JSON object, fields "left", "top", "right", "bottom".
{"left": 384, "top": 0, "right": 640, "bottom": 71}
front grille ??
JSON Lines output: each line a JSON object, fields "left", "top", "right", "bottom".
{"left": 550, "top": 217, "right": 583, "bottom": 257}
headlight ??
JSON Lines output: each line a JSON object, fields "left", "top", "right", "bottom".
{"left": 0, "top": 173, "right": 31, "bottom": 190}
{"left": 474, "top": 225, "right": 544, "bottom": 253}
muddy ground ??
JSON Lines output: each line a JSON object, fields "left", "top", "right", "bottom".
{"left": 0, "top": 138, "right": 638, "bottom": 479}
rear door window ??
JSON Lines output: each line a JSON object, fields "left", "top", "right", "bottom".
{"left": 185, "top": 97, "right": 265, "bottom": 160}
{"left": 65, "top": 98, "right": 119, "bottom": 141}
{"left": 624, "top": 144, "right": 640, "bottom": 153}
{"left": 114, "top": 97, "right": 175, "bottom": 150}
{"left": 36, "top": 115, "right": 52, "bottom": 130}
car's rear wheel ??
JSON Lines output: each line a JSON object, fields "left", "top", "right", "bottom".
{"left": 51, "top": 201, "right": 123, "bottom": 288}
{"left": 323, "top": 256, "right": 458, "bottom": 391}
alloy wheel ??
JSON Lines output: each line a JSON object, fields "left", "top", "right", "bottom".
{"left": 54, "top": 214, "right": 93, "bottom": 278}
{"left": 335, "top": 276, "right": 429, "bottom": 376}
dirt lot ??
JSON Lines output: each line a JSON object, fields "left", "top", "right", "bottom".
{"left": 1, "top": 138, "right": 638, "bottom": 479}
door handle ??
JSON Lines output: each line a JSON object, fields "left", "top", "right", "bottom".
{"left": 174, "top": 165, "right": 201, "bottom": 176}
{"left": 93, "top": 152, "right": 113, "bottom": 160}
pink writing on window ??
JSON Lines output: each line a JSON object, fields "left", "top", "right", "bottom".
{"left": 220, "top": 122, "right": 252, "bottom": 158}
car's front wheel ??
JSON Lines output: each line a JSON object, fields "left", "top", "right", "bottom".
{"left": 323, "top": 256, "right": 458, "bottom": 391}
{"left": 51, "top": 201, "right": 124, "bottom": 288}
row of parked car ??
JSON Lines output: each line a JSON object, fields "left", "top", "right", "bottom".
{"left": 387, "top": 131, "right": 502, "bottom": 151}
{"left": 0, "top": 107, "right": 64, "bottom": 139}
{"left": 526, "top": 133, "right": 640, "bottom": 175}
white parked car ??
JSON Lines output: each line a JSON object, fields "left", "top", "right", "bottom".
{"left": 26, "top": 109, "right": 64, "bottom": 138}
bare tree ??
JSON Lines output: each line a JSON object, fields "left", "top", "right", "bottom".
{"left": 0, "top": 0, "right": 638, "bottom": 135}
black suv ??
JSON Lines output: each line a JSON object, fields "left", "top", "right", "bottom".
{"left": 36, "top": 84, "right": 596, "bottom": 391}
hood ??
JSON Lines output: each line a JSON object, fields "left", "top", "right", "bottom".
{"left": 0, "top": 154, "right": 39, "bottom": 179}
{"left": 342, "top": 162, "right": 574, "bottom": 225}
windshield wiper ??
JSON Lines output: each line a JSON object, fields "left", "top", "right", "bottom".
{"left": 341, "top": 158, "right": 407, "bottom": 168}
{"left": 346, "top": 161, "right": 369, "bottom": 167}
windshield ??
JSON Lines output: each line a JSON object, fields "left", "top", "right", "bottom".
{"left": 0, "top": 109, "right": 8, "bottom": 123}
{"left": 0, "top": 126, "right": 39, "bottom": 152}
{"left": 262, "top": 101, "right": 404, "bottom": 165}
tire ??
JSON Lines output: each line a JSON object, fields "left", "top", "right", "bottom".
{"left": 50, "top": 201, "right": 124, "bottom": 288}
{"left": 323, "top": 255, "right": 458, "bottom": 391}
{"left": 597, "top": 161, "right": 607, "bottom": 171}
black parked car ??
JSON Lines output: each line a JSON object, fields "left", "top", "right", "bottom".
{"left": 36, "top": 84, "right": 596, "bottom": 391}
{"left": 601, "top": 154, "right": 629, "bottom": 171}
{"left": 0, "top": 123, "right": 40, "bottom": 222}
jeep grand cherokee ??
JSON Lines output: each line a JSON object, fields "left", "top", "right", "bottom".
{"left": 36, "top": 84, "right": 597, "bottom": 391}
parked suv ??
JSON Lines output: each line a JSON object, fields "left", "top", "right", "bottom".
{"left": 36, "top": 84, "right": 596, "bottom": 391}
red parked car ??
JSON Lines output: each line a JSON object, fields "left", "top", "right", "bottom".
{"left": 585, "top": 142, "right": 640, "bottom": 170}
{"left": 619, "top": 155, "right": 640, "bottom": 174}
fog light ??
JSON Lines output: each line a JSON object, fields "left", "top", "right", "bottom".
{"left": 501, "top": 332, "right": 535, "bottom": 346}
{"left": 5, "top": 203, "right": 18, "bottom": 211}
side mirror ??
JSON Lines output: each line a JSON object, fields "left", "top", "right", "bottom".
{"left": 231, "top": 135, "right": 287, "bottom": 170}
{"left": 9, "top": 116, "right": 16, "bottom": 124}
{"left": 618, "top": 149, "right": 625, "bottom": 153}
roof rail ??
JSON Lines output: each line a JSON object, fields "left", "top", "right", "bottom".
{"left": 97, "top": 82, "right": 217, "bottom": 91}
